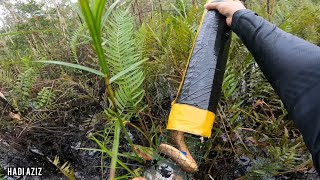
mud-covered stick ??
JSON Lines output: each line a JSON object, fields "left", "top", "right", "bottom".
{"left": 158, "top": 143, "right": 198, "bottom": 172}
{"left": 162, "top": 131, "right": 198, "bottom": 172}
{"left": 169, "top": 131, "right": 190, "bottom": 156}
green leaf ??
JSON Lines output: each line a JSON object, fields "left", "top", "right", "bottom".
{"left": 110, "top": 120, "right": 121, "bottom": 179}
{"left": 93, "top": 0, "right": 106, "bottom": 31}
{"left": 253, "top": 170, "right": 267, "bottom": 175}
{"left": 78, "top": 0, "right": 109, "bottom": 75}
{"left": 47, "top": 156, "right": 76, "bottom": 180}
{"left": 101, "top": 0, "right": 122, "bottom": 27}
{"left": 87, "top": 135, "right": 135, "bottom": 175}
{"left": 105, "top": 9, "right": 146, "bottom": 113}
{"left": 36, "top": 60, "right": 104, "bottom": 77}
{"left": 110, "top": 59, "right": 147, "bottom": 83}
{"left": 230, "top": 112, "right": 241, "bottom": 124}
{"left": 0, "top": 29, "right": 57, "bottom": 37}
{"left": 170, "top": 3, "right": 184, "bottom": 19}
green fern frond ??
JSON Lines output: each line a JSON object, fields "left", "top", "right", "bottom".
{"left": 268, "top": 142, "right": 304, "bottom": 169}
{"left": 12, "top": 67, "right": 37, "bottom": 112}
{"left": 0, "top": 69, "right": 14, "bottom": 86}
{"left": 47, "top": 156, "right": 76, "bottom": 180}
{"left": 24, "top": 111, "right": 50, "bottom": 122}
{"left": 167, "top": 16, "right": 194, "bottom": 61}
{"left": 247, "top": 158, "right": 282, "bottom": 179}
{"left": 70, "top": 25, "right": 86, "bottom": 64}
{"left": 105, "top": 9, "right": 145, "bottom": 115}
{"left": 35, "top": 87, "right": 56, "bottom": 110}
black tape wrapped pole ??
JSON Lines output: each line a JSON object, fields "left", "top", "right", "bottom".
{"left": 158, "top": 3, "right": 232, "bottom": 174}
{"left": 167, "top": 8, "right": 231, "bottom": 137}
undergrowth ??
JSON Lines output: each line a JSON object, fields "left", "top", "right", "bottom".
{"left": 0, "top": 0, "right": 319, "bottom": 179}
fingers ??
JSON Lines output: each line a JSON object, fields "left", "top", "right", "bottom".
{"left": 132, "top": 178, "right": 146, "bottom": 180}
{"left": 205, "top": 2, "right": 230, "bottom": 17}
{"left": 204, "top": 2, "right": 220, "bottom": 10}
{"left": 204, "top": 0, "right": 242, "bottom": 10}
{"left": 203, "top": 0, "right": 246, "bottom": 27}
{"left": 205, "top": 2, "right": 230, "bottom": 13}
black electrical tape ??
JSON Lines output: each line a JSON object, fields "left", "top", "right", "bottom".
{"left": 176, "top": 9, "right": 231, "bottom": 113}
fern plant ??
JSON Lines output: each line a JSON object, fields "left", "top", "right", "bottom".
{"left": 6, "top": 57, "right": 51, "bottom": 115}
{"left": 70, "top": 24, "right": 87, "bottom": 64}
{"left": 0, "top": 68, "right": 14, "bottom": 87}
{"left": 104, "top": 9, "right": 145, "bottom": 115}
{"left": 11, "top": 57, "right": 39, "bottom": 113}
{"left": 48, "top": 156, "right": 76, "bottom": 180}
{"left": 137, "top": 1, "right": 203, "bottom": 117}
{"left": 38, "top": 1, "right": 147, "bottom": 179}
{"left": 35, "top": 87, "right": 56, "bottom": 110}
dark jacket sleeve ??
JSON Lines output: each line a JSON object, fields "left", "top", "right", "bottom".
{"left": 231, "top": 9, "right": 320, "bottom": 172}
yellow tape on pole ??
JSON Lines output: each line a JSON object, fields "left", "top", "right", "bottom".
{"left": 167, "top": 103, "right": 215, "bottom": 137}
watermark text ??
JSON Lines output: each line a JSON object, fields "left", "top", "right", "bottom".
{"left": 6, "top": 167, "right": 43, "bottom": 176}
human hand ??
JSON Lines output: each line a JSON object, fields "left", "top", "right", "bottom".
{"left": 204, "top": 0, "right": 246, "bottom": 26}
{"left": 132, "top": 178, "right": 146, "bottom": 180}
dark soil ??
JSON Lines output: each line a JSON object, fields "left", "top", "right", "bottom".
{"left": 0, "top": 99, "right": 104, "bottom": 180}
{"left": 0, "top": 99, "right": 319, "bottom": 180}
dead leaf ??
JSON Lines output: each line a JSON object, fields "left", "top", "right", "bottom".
{"left": 133, "top": 145, "right": 153, "bottom": 161}
{"left": 9, "top": 112, "right": 22, "bottom": 121}
{"left": 246, "top": 136, "right": 257, "bottom": 144}
{"left": 0, "top": 91, "right": 6, "bottom": 100}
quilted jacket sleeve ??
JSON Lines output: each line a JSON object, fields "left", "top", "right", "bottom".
{"left": 231, "top": 9, "right": 320, "bottom": 173}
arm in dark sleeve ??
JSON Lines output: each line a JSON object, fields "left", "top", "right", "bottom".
{"left": 231, "top": 9, "right": 320, "bottom": 172}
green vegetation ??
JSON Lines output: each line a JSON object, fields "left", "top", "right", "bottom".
{"left": 0, "top": 0, "right": 320, "bottom": 179}
{"left": 48, "top": 155, "right": 76, "bottom": 180}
